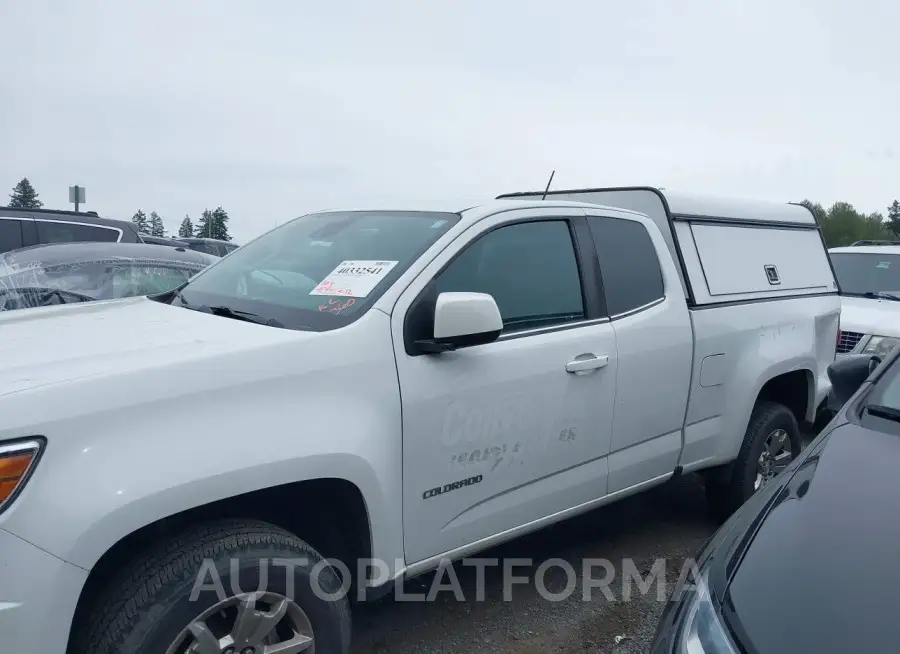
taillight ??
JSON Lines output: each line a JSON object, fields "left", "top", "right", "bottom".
{"left": 0, "top": 439, "right": 44, "bottom": 514}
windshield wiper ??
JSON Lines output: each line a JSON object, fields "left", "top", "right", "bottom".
{"left": 865, "top": 404, "right": 900, "bottom": 423}
{"left": 858, "top": 291, "right": 900, "bottom": 302}
{"left": 205, "top": 305, "right": 285, "bottom": 328}
{"left": 168, "top": 290, "right": 284, "bottom": 328}
{"left": 170, "top": 288, "right": 191, "bottom": 307}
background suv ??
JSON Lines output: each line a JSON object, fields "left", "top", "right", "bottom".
{"left": 0, "top": 206, "right": 143, "bottom": 255}
{"left": 829, "top": 242, "right": 900, "bottom": 359}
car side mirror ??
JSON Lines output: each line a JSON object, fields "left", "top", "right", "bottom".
{"left": 827, "top": 354, "right": 883, "bottom": 408}
{"left": 414, "top": 292, "right": 502, "bottom": 354}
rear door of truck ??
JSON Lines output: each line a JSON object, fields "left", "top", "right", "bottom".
{"left": 579, "top": 207, "right": 693, "bottom": 492}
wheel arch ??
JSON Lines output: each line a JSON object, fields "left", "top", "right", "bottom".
{"left": 756, "top": 368, "right": 816, "bottom": 426}
{"left": 67, "top": 477, "right": 372, "bottom": 652}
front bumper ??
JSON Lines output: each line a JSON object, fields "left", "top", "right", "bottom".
{"left": 0, "top": 527, "right": 88, "bottom": 653}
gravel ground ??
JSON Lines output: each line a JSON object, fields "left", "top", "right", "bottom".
{"left": 351, "top": 474, "right": 719, "bottom": 654}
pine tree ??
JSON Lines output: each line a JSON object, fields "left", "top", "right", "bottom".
{"left": 209, "top": 206, "right": 231, "bottom": 241}
{"left": 194, "top": 209, "right": 214, "bottom": 238}
{"left": 888, "top": 200, "right": 900, "bottom": 238}
{"left": 149, "top": 211, "right": 165, "bottom": 237}
{"left": 178, "top": 214, "right": 194, "bottom": 238}
{"left": 8, "top": 178, "right": 43, "bottom": 208}
{"left": 132, "top": 210, "right": 149, "bottom": 234}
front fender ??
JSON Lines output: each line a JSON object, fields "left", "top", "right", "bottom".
{"left": 0, "top": 314, "right": 405, "bottom": 578}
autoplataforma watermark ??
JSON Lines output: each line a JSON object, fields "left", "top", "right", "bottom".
{"left": 189, "top": 556, "right": 704, "bottom": 604}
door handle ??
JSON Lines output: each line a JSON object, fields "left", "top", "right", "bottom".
{"left": 565, "top": 354, "right": 609, "bottom": 374}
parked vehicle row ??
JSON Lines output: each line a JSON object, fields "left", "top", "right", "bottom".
{"left": 0, "top": 186, "right": 840, "bottom": 653}
{"left": 0, "top": 206, "right": 239, "bottom": 257}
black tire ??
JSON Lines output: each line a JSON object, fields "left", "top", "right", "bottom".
{"left": 706, "top": 401, "right": 802, "bottom": 521}
{"left": 71, "top": 519, "right": 352, "bottom": 654}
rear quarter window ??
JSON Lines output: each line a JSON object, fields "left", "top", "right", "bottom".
{"left": 587, "top": 216, "right": 665, "bottom": 316}
{"left": 0, "top": 219, "right": 25, "bottom": 254}
{"left": 36, "top": 220, "right": 120, "bottom": 244}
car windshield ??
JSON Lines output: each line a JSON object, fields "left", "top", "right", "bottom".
{"left": 171, "top": 210, "right": 460, "bottom": 331}
{"left": 0, "top": 257, "right": 204, "bottom": 311}
{"left": 865, "top": 356, "right": 900, "bottom": 414}
{"left": 831, "top": 252, "right": 900, "bottom": 295}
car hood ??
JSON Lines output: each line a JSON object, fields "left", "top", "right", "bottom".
{"left": 726, "top": 421, "right": 900, "bottom": 652}
{"left": 0, "top": 296, "right": 305, "bottom": 398}
{"left": 839, "top": 295, "right": 900, "bottom": 336}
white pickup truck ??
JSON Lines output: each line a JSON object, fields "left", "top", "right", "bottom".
{"left": 0, "top": 188, "right": 839, "bottom": 654}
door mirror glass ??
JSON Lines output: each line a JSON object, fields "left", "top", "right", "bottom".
{"left": 827, "top": 354, "right": 883, "bottom": 408}
{"left": 417, "top": 292, "right": 502, "bottom": 353}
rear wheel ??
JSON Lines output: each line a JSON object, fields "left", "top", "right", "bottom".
{"left": 72, "top": 519, "right": 352, "bottom": 654}
{"left": 706, "top": 401, "right": 802, "bottom": 521}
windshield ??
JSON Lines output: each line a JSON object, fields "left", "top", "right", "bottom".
{"left": 831, "top": 252, "right": 900, "bottom": 295}
{"left": 171, "top": 210, "right": 460, "bottom": 331}
{"left": 865, "top": 356, "right": 900, "bottom": 413}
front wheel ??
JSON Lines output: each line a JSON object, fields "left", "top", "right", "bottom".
{"left": 72, "top": 519, "right": 352, "bottom": 654}
{"left": 706, "top": 401, "right": 802, "bottom": 521}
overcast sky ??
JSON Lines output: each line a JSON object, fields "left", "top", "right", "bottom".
{"left": 2, "top": 0, "right": 898, "bottom": 242}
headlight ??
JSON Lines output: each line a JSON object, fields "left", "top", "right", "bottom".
{"left": 861, "top": 335, "right": 900, "bottom": 357}
{"left": 676, "top": 572, "right": 738, "bottom": 654}
{"left": 0, "top": 438, "right": 44, "bottom": 514}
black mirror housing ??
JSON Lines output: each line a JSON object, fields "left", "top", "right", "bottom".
{"left": 827, "top": 354, "right": 883, "bottom": 409}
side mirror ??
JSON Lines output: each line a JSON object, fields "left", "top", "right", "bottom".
{"left": 415, "top": 292, "right": 502, "bottom": 354}
{"left": 827, "top": 354, "right": 882, "bottom": 409}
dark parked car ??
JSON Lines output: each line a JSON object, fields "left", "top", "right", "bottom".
{"left": 651, "top": 348, "right": 900, "bottom": 654}
{"left": 175, "top": 236, "right": 238, "bottom": 257}
{"left": 0, "top": 241, "right": 217, "bottom": 312}
{"left": 0, "top": 206, "right": 143, "bottom": 255}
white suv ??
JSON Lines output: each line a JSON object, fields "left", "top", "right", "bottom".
{"left": 829, "top": 243, "right": 900, "bottom": 358}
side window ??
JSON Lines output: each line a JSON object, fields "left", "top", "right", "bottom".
{"left": 0, "top": 219, "right": 24, "bottom": 254}
{"left": 434, "top": 220, "right": 585, "bottom": 333}
{"left": 587, "top": 216, "right": 664, "bottom": 316}
{"left": 111, "top": 265, "right": 196, "bottom": 297}
{"left": 40, "top": 262, "right": 108, "bottom": 297}
{"left": 36, "top": 221, "right": 120, "bottom": 244}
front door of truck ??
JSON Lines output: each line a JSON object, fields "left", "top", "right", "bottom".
{"left": 392, "top": 208, "right": 618, "bottom": 565}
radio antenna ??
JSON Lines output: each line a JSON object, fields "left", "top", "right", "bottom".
{"left": 540, "top": 170, "right": 555, "bottom": 200}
